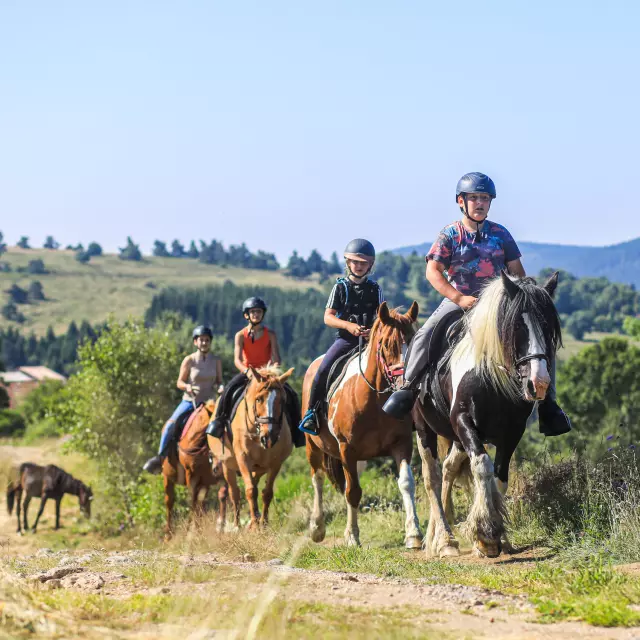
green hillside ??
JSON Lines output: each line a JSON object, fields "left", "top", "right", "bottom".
{"left": 0, "top": 248, "right": 323, "bottom": 335}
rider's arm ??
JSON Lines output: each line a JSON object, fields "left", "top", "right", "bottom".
{"left": 426, "top": 260, "right": 475, "bottom": 307}
{"left": 506, "top": 258, "right": 525, "bottom": 278}
{"left": 233, "top": 331, "right": 248, "bottom": 374}
{"left": 324, "top": 309, "right": 364, "bottom": 336}
{"left": 176, "top": 356, "right": 192, "bottom": 393}
{"left": 269, "top": 331, "right": 281, "bottom": 365}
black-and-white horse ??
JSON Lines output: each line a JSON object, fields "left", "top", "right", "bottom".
{"left": 414, "top": 271, "right": 561, "bottom": 558}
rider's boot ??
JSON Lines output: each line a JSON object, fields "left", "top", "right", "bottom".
{"left": 538, "top": 398, "right": 571, "bottom": 436}
{"left": 206, "top": 415, "right": 228, "bottom": 439}
{"left": 383, "top": 378, "right": 420, "bottom": 419}
{"left": 298, "top": 402, "right": 321, "bottom": 435}
{"left": 143, "top": 419, "right": 177, "bottom": 474}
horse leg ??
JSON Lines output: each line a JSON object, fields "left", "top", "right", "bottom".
{"left": 237, "top": 456, "right": 261, "bottom": 529}
{"left": 217, "top": 483, "right": 228, "bottom": 533}
{"left": 391, "top": 444, "right": 423, "bottom": 550}
{"left": 54, "top": 498, "right": 62, "bottom": 529}
{"left": 456, "top": 414, "right": 505, "bottom": 558}
{"left": 222, "top": 464, "right": 241, "bottom": 530}
{"left": 15, "top": 488, "right": 22, "bottom": 534}
{"left": 441, "top": 441, "right": 468, "bottom": 526}
{"left": 493, "top": 441, "right": 520, "bottom": 555}
{"left": 340, "top": 444, "right": 361, "bottom": 547}
{"left": 306, "top": 437, "right": 326, "bottom": 542}
{"left": 31, "top": 495, "right": 46, "bottom": 532}
{"left": 260, "top": 464, "right": 282, "bottom": 527}
{"left": 163, "top": 476, "right": 175, "bottom": 538}
{"left": 416, "top": 433, "right": 459, "bottom": 557}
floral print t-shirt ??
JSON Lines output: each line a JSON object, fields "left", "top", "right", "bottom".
{"left": 426, "top": 220, "right": 521, "bottom": 296}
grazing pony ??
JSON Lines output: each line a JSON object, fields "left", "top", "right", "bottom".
{"left": 414, "top": 272, "right": 561, "bottom": 557}
{"left": 207, "top": 365, "right": 295, "bottom": 529}
{"left": 303, "top": 301, "right": 423, "bottom": 548}
{"left": 162, "top": 399, "right": 227, "bottom": 536}
{"left": 7, "top": 463, "right": 93, "bottom": 534}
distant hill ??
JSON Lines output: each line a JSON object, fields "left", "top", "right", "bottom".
{"left": 393, "top": 237, "right": 640, "bottom": 287}
{"left": 0, "top": 248, "right": 323, "bottom": 336}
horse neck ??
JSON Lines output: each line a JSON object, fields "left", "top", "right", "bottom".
{"left": 360, "top": 340, "right": 387, "bottom": 393}
{"left": 63, "top": 475, "right": 82, "bottom": 496}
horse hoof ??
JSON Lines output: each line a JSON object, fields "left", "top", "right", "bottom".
{"left": 405, "top": 535, "right": 423, "bottom": 550}
{"left": 474, "top": 541, "right": 500, "bottom": 558}
{"left": 344, "top": 534, "right": 360, "bottom": 547}
{"left": 310, "top": 525, "right": 326, "bottom": 543}
{"left": 439, "top": 544, "right": 460, "bottom": 558}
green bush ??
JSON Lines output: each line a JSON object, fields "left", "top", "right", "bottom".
{"left": 20, "top": 379, "right": 66, "bottom": 425}
{"left": 0, "top": 409, "right": 26, "bottom": 437}
{"left": 21, "top": 418, "right": 62, "bottom": 444}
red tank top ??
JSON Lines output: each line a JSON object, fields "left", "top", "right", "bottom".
{"left": 242, "top": 326, "right": 272, "bottom": 368}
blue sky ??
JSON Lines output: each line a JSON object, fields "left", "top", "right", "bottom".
{"left": 0, "top": 1, "right": 638, "bottom": 262}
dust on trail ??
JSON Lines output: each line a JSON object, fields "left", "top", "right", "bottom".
{"left": 1, "top": 442, "right": 639, "bottom": 639}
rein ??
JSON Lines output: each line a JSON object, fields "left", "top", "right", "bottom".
{"left": 357, "top": 336, "right": 404, "bottom": 395}
{"left": 243, "top": 386, "right": 283, "bottom": 442}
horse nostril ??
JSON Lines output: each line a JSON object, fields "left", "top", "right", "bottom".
{"left": 527, "top": 380, "right": 536, "bottom": 397}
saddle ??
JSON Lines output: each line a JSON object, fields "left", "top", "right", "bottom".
{"left": 179, "top": 401, "right": 215, "bottom": 441}
{"left": 326, "top": 346, "right": 359, "bottom": 402}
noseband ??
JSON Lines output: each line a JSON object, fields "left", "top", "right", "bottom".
{"left": 513, "top": 352, "right": 549, "bottom": 379}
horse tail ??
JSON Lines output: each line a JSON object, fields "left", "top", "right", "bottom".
{"left": 6, "top": 483, "right": 16, "bottom": 515}
{"left": 323, "top": 453, "right": 345, "bottom": 494}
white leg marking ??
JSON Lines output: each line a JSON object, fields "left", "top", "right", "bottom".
{"left": 441, "top": 442, "right": 468, "bottom": 525}
{"left": 344, "top": 499, "right": 360, "bottom": 546}
{"left": 309, "top": 470, "right": 326, "bottom": 542}
{"left": 416, "top": 438, "right": 458, "bottom": 558}
{"left": 397, "top": 460, "right": 422, "bottom": 548}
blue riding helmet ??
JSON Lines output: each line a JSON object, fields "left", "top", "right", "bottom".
{"left": 192, "top": 325, "right": 213, "bottom": 339}
{"left": 455, "top": 173, "right": 496, "bottom": 201}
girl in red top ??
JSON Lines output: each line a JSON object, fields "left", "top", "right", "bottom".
{"left": 206, "top": 297, "right": 304, "bottom": 446}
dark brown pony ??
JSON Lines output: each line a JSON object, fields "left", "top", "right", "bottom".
{"left": 302, "top": 302, "right": 422, "bottom": 547}
{"left": 7, "top": 463, "right": 93, "bottom": 534}
{"left": 162, "top": 399, "right": 227, "bottom": 536}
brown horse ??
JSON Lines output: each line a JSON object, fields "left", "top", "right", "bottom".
{"left": 162, "top": 399, "right": 227, "bottom": 536}
{"left": 302, "top": 302, "right": 423, "bottom": 548}
{"left": 207, "top": 366, "right": 294, "bottom": 530}
{"left": 7, "top": 463, "right": 92, "bottom": 534}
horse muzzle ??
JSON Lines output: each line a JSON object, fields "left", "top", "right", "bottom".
{"left": 525, "top": 377, "right": 550, "bottom": 402}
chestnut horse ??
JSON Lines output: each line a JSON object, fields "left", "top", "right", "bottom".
{"left": 207, "top": 366, "right": 294, "bottom": 529}
{"left": 162, "top": 400, "right": 227, "bottom": 535}
{"left": 413, "top": 272, "right": 561, "bottom": 558}
{"left": 302, "top": 302, "right": 422, "bottom": 548}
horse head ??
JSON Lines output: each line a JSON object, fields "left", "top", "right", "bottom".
{"left": 499, "top": 271, "right": 561, "bottom": 402}
{"left": 371, "top": 301, "right": 419, "bottom": 390}
{"left": 247, "top": 365, "right": 294, "bottom": 449}
{"left": 79, "top": 484, "right": 93, "bottom": 518}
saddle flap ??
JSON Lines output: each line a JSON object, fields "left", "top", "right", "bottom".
{"left": 326, "top": 347, "right": 359, "bottom": 402}
{"left": 180, "top": 403, "right": 204, "bottom": 441}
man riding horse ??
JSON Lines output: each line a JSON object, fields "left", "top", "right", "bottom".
{"left": 143, "top": 325, "right": 223, "bottom": 474}
{"left": 383, "top": 172, "right": 571, "bottom": 437}
{"left": 206, "top": 297, "right": 304, "bottom": 447}
{"left": 298, "top": 238, "right": 384, "bottom": 435}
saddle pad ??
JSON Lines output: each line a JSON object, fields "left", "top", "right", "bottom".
{"left": 180, "top": 404, "right": 204, "bottom": 441}
{"left": 327, "top": 348, "right": 360, "bottom": 402}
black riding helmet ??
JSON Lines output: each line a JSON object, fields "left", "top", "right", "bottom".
{"left": 242, "top": 296, "right": 267, "bottom": 316}
{"left": 192, "top": 325, "right": 213, "bottom": 339}
{"left": 344, "top": 238, "right": 375, "bottom": 277}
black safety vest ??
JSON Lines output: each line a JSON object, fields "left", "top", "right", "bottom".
{"left": 328, "top": 277, "right": 384, "bottom": 339}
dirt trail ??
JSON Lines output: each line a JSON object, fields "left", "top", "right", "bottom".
{"left": 2, "top": 443, "right": 640, "bottom": 639}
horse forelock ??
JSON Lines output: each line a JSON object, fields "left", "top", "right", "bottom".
{"left": 370, "top": 306, "right": 415, "bottom": 363}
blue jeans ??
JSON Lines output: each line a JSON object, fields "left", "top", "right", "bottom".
{"left": 158, "top": 400, "right": 194, "bottom": 455}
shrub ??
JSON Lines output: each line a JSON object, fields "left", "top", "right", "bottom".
{"left": 27, "top": 259, "right": 47, "bottom": 275}
{"left": 86, "top": 242, "right": 102, "bottom": 257}
{"left": 59, "top": 318, "right": 181, "bottom": 524}
{"left": 16, "top": 236, "right": 30, "bottom": 249}
{"left": 1, "top": 302, "right": 25, "bottom": 323}
{"left": 6, "top": 284, "right": 28, "bottom": 304}
{"left": 0, "top": 409, "right": 26, "bottom": 437}
{"left": 75, "top": 251, "right": 91, "bottom": 264}
{"left": 118, "top": 237, "right": 143, "bottom": 261}
{"left": 20, "top": 379, "right": 66, "bottom": 425}
{"left": 43, "top": 236, "right": 59, "bottom": 250}
{"left": 28, "top": 281, "right": 45, "bottom": 301}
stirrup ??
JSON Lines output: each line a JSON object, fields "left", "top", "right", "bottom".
{"left": 298, "top": 409, "right": 319, "bottom": 435}
{"left": 206, "top": 417, "right": 227, "bottom": 439}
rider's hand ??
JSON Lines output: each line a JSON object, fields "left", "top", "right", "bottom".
{"left": 347, "top": 322, "right": 364, "bottom": 337}
{"left": 359, "top": 326, "right": 370, "bottom": 338}
{"left": 217, "top": 384, "right": 224, "bottom": 394}
{"left": 457, "top": 295, "right": 478, "bottom": 311}
{"left": 185, "top": 383, "right": 192, "bottom": 395}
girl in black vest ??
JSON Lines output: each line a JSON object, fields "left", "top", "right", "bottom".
{"left": 299, "top": 239, "right": 384, "bottom": 435}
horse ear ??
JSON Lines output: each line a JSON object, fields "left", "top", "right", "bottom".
{"left": 378, "top": 301, "right": 390, "bottom": 324}
{"left": 543, "top": 271, "right": 559, "bottom": 298}
{"left": 500, "top": 270, "right": 520, "bottom": 299}
{"left": 277, "top": 367, "right": 295, "bottom": 384}
{"left": 406, "top": 301, "right": 419, "bottom": 322}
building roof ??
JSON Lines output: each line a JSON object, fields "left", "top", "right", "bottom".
{"left": 18, "top": 366, "right": 66, "bottom": 382}
{"left": 0, "top": 371, "right": 35, "bottom": 383}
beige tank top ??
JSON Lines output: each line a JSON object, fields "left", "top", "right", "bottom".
{"left": 183, "top": 352, "right": 219, "bottom": 405}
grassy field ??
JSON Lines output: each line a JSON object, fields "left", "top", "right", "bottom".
{"left": 0, "top": 248, "right": 323, "bottom": 335}
{"left": 2, "top": 439, "right": 640, "bottom": 638}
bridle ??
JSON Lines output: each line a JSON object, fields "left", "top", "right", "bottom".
{"left": 243, "top": 385, "right": 283, "bottom": 444}
{"left": 358, "top": 335, "right": 406, "bottom": 395}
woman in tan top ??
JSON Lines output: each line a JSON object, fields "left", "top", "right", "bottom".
{"left": 143, "top": 325, "right": 223, "bottom": 474}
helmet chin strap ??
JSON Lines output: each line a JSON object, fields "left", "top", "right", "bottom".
{"left": 345, "top": 257, "right": 373, "bottom": 280}
{"left": 462, "top": 195, "right": 488, "bottom": 240}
